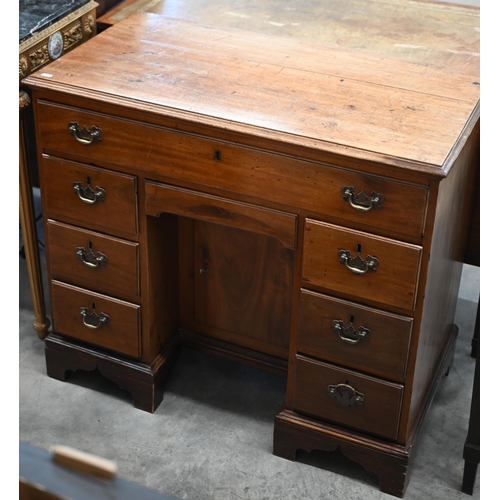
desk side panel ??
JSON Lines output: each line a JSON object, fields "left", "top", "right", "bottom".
{"left": 399, "top": 117, "right": 480, "bottom": 443}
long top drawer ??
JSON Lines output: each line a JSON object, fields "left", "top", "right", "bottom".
{"left": 36, "top": 101, "right": 428, "bottom": 238}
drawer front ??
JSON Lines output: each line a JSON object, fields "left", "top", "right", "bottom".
{"left": 145, "top": 181, "right": 297, "bottom": 250}
{"left": 302, "top": 219, "right": 422, "bottom": 310}
{"left": 293, "top": 355, "right": 403, "bottom": 440}
{"left": 41, "top": 157, "right": 137, "bottom": 235}
{"left": 51, "top": 281, "right": 140, "bottom": 358}
{"left": 297, "top": 290, "right": 412, "bottom": 381}
{"left": 37, "top": 101, "right": 428, "bottom": 237}
{"left": 47, "top": 221, "right": 139, "bottom": 298}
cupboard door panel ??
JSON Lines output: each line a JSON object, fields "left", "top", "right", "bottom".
{"left": 193, "top": 221, "right": 294, "bottom": 356}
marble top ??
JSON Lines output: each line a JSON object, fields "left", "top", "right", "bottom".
{"left": 19, "top": 0, "right": 91, "bottom": 44}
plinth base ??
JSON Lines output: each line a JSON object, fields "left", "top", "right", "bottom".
{"left": 45, "top": 333, "right": 179, "bottom": 413}
{"left": 273, "top": 324, "right": 458, "bottom": 497}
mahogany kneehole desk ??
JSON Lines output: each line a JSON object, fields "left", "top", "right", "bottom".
{"left": 23, "top": 14, "right": 480, "bottom": 498}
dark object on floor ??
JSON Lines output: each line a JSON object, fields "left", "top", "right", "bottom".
{"left": 19, "top": 441, "right": 178, "bottom": 500}
{"left": 462, "top": 303, "right": 480, "bottom": 495}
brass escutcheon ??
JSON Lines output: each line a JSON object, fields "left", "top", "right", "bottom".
{"left": 328, "top": 383, "right": 365, "bottom": 408}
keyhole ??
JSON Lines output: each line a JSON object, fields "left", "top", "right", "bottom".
{"left": 88, "top": 241, "right": 93, "bottom": 251}
{"left": 86, "top": 176, "right": 91, "bottom": 186}
{"left": 356, "top": 244, "right": 362, "bottom": 254}
{"left": 349, "top": 315, "right": 355, "bottom": 324}
{"left": 91, "top": 302, "right": 96, "bottom": 311}
{"left": 214, "top": 150, "right": 221, "bottom": 162}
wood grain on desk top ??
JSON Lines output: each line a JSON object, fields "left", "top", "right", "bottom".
{"left": 101, "top": 0, "right": 479, "bottom": 75}
{"left": 24, "top": 11, "right": 479, "bottom": 173}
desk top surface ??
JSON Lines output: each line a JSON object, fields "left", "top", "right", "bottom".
{"left": 24, "top": 5, "right": 480, "bottom": 174}
{"left": 101, "top": 0, "right": 480, "bottom": 74}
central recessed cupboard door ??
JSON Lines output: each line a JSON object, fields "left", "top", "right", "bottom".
{"left": 193, "top": 221, "right": 295, "bottom": 359}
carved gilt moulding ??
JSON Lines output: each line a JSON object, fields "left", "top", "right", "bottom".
{"left": 19, "top": 2, "right": 98, "bottom": 81}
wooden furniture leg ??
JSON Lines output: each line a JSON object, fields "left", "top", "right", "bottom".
{"left": 462, "top": 303, "right": 480, "bottom": 494}
{"left": 45, "top": 334, "right": 179, "bottom": 413}
{"left": 19, "top": 90, "right": 50, "bottom": 339}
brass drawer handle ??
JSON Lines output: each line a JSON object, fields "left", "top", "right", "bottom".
{"left": 80, "top": 306, "right": 110, "bottom": 329}
{"left": 342, "top": 186, "right": 384, "bottom": 212}
{"left": 332, "top": 320, "right": 370, "bottom": 344}
{"left": 328, "top": 383, "right": 365, "bottom": 408}
{"left": 339, "top": 250, "right": 379, "bottom": 275}
{"left": 73, "top": 181, "right": 106, "bottom": 205}
{"left": 69, "top": 122, "right": 103, "bottom": 146}
{"left": 76, "top": 246, "right": 108, "bottom": 269}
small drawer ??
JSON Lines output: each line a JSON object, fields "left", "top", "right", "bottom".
{"left": 47, "top": 221, "right": 139, "bottom": 298}
{"left": 145, "top": 181, "right": 297, "bottom": 250}
{"left": 41, "top": 157, "right": 137, "bottom": 235}
{"left": 51, "top": 281, "right": 141, "bottom": 358}
{"left": 297, "top": 290, "right": 412, "bottom": 381}
{"left": 293, "top": 355, "right": 403, "bottom": 440}
{"left": 37, "top": 101, "right": 428, "bottom": 238}
{"left": 302, "top": 219, "right": 422, "bottom": 310}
